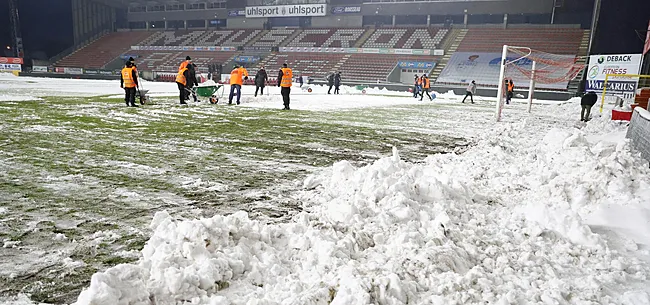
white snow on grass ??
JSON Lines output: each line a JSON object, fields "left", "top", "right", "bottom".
{"left": 73, "top": 104, "right": 650, "bottom": 304}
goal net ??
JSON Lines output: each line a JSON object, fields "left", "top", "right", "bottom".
{"left": 495, "top": 45, "right": 587, "bottom": 121}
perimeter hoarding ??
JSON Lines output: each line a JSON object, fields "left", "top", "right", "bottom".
{"left": 245, "top": 4, "right": 327, "bottom": 18}
{"left": 585, "top": 54, "right": 642, "bottom": 99}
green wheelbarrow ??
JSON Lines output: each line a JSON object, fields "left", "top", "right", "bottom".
{"left": 187, "top": 84, "right": 224, "bottom": 104}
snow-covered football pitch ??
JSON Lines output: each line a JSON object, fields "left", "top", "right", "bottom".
{"left": 1, "top": 73, "right": 650, "bottom": 305}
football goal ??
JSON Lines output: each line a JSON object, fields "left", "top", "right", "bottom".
{"left": 495, "top": 45, "right": 587, "bottom": 122}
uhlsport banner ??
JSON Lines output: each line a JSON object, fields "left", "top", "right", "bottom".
{"left": 585, "top": 54, "right": 642, "bottom": 99}
{"left": 245, "top": 4, "right": 327, "bottom": 18}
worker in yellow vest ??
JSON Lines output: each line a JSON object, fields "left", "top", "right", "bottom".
{"left": 120, "top": 61, "right": 139, "bottom": 107}
{"left": 277, "top": 63, "right": 293, "bottom": 110}
{"left": 179, "top": 56, "right": 192, "bottom": 72}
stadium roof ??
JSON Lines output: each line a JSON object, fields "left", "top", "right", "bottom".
{"left": 92, "top": 0, "right": 206, "bottom": 8}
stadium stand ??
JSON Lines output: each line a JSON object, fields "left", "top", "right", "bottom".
{"left": 252, "top": 29, "right": 296, "bottom": 47}
{"left": 286, "top": 28, "right": 365, "bottom": 48}
{"left": 457, "top": 28, "right": 584, "bottom": 54}
{"left": 194, "top": 29, "right": 261, "bottom": 47}
{"left": 340, "top": 54, "right": 440, "bottom": 82}
{"left": 124, "top": 50, "right": 237, "bottom": 73}
{"left": 259, "top": 53, "right": 346, "bottom": 79}
{"left": 56, "top": 31, "right": 154, "bottom": 69}
{"left": 361, "top": 28, "right": 448, "bottom": 49}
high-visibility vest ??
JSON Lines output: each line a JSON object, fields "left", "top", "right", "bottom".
{"left": 423, "top": 78, "right": 430, "bottom": 89}
{"left": 280, "top": 68, "right": 293, "bottom": 88}
{"left": 179, "top": 60, "right": 190, "bottom": 72}
{"left": 508, "top": 82, "right": 514, "bottom": 92}
{"left": 176, "top": 68, "right": 187, "bottom": 86}
{"left": 121, "top": 67, "right": 136, "bottom": 88}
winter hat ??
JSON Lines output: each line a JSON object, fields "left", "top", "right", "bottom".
{"left": 186, "top": 56, "right": 192, "bottom": 60}
{"left": 125, "top": 61, "right": 132, "bottom": 67}
{"left": 283, "top": 63, "right": 288, "bottom": 68}
{"left": 128, "top": 57, "right": 135, "bottom": 62}
{"left": 472, "top": 80, "right": 475, "bottom": 83}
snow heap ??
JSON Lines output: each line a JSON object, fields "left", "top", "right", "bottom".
{"left": 75, "top": 117, "right": 650, "bottom": 305}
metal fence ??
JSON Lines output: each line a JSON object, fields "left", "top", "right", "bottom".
{"left": 626, "top": 107, "right": 650, "bottom": 163}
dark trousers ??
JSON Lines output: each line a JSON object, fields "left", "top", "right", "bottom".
{"left": 281, "top": 87, "right": 291, "bottom": 109}
{"left": 229, "top": 84, "right": 242, "bottom": 104}
{"left": 328, "top": 85, "right": 333, "bottom": 94}
{"left": 413, "top": 85, "right": 420, "bottom": 98}
{"left": 124, "top": 87, "right": 136, "bottom": 106}
{"left": 581, "top": 105, "right": 592, "bottom": 121}
{"left": 462, "top": 91, "right": 474, "bottom": 103}
{"left": 177, "top": 82, "right": 187, "bottom": 104}
{"left": 420, "top": 88, "right": 432, "bottom": 101}
{"left": 255, "top": 85, "right": 264, "bottom": 97}
{"left": 506, "top": 91, "right": 513, "bottom": 104}
{"left": 334, "top": 85, "right": 340, "bottom": 94}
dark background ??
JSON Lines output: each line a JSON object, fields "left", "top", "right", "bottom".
{"left": 0, "top": 0, "right": 648, "bottom": 59}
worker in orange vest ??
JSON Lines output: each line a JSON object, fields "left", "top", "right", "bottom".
{"left": 179, "top": 56, "right": 192, "bottom": 72}
{"left": 120, "top": 61, "right": 139, "bottom": 107}
{"left": 506, "top": 79, "right": 515, "bottom": 105}
{"left": 419, "top": 75, "right": 432, "bottom": 101}
{"left": 228, "top": 65, "right": 249, "bottom": 105}
{"left": 176, "top": 64, "right": 196, "bottom": 105}
{"left": 277, "top": 63, "right": 293, "bottom": 110}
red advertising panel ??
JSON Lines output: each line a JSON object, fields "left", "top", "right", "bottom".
{"left": 644, "top": 20, "right": 650, "bottom": 55}
{"left": 0, "top": 57, "right": 24, "bottom": 64}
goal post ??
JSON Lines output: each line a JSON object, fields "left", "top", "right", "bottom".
{"left": 599, "top": 74, "right": 650, "bottom": 113}
{"left": 495, "top": 45, "right": 587, "bottom": 122}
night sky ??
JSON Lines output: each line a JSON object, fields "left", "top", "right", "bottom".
{"left": 0, "top": 0, "right": 648, "bottom": 59}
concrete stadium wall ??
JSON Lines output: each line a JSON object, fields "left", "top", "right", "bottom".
{"left": 227, "top": 18, "right": 266, "bottom": 29}
{"left": 311, "top": 16, "right": 363, "bottom": 28}
{"left": 362, "top": 0, "right": 554, "bottom": 16}
{"left": 626, "top": 107, "right": 650, "bottom": 164}
{"left": 127, "top": 0, "right": 553, "bottom": 23}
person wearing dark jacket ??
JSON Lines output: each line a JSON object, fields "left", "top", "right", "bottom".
{"left": 120, "top": 61, "right": 139, "bottom": 107}
{"left": 580, "top": 91, "right": 598, "bottom": 122}
{"left": 254, "top": 67, "right": 268, "bottom": 97}
{"left": 334, "top": 72, "right": 341, "bottom": 95}
{"left": 298, "top": 75, "right": 304, "bottom": 87}
{"left": 186, "top": 63, "right": 199, "bottom": 102}
{"left": 327, "top": 73, "right": 335, "bottom": 94}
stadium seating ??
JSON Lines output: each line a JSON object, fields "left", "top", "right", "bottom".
{"left": 339, "top": 54, "right": 439, "bottom": 82}
{"left": 194, "top": 29, "right": 261, "bottom": 47}
{"left": 286, "top": 28, "right": 365, "bottom": 48}
{"left": 258, "top": 53, "right": 345, "bottom": 79}
{"left": 252, "top": 29, "right": 296, "bottom": 47}
{"left": 124, "top": 50, "right": 236, "bottom": 73}
{"left": 56, "top": 31, "right": 154, "bottom": 69}
{"left": 457, "top": 28, "right": 584, "bottom": 54}
{"left": 360, "top": 28, "right": 448, "bottom": 49}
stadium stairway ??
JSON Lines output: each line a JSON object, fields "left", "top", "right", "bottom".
{"left": 430, "top": 28, "right": 468, "bottom": 82}
{"left": 567, "top": 30, "right": 591, "bottom": 92}
{"left": 354, "top": 28, "right": 376, "bottom": 48}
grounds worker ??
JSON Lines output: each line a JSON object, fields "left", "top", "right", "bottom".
{"left": 229, "top": 65, "right": 249, "bottom": 105}
{"left": 462, "top": 80, "right": 476, "bottom": 104}
{"left": 277, "top": 63, "right": 293, "bottom": 110}
{"left": 254, "top": 66, "right": 268, "bottom": 97}
{"left": 179, "top": 56, "right": 192, "bottom": 72}
{"left": 419, "top": 75, "right": 432, "bottom": 101}
{"left": 580, "top": 91, "right": 598, "bottom": 122}
{"left": 327, "top": 72, "right": 335, "bottom": 94}
{"left": 176, "top": 64, "right": 196, "bottom": 105}
{"left": 334, "top": 72, "right": 341, "bottom": 95}
{"left": 120, "top": 61, "right": 139, "bottom": 107}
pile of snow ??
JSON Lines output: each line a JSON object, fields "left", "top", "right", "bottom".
{"left": 74, "top": 115, "right": 650, "bottom": 304}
